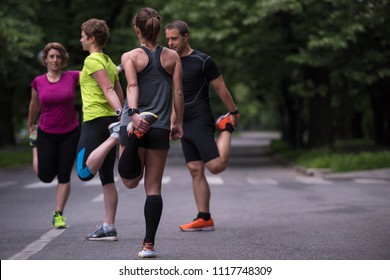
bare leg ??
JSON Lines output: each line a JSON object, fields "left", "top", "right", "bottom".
{"left": 55, "top": 182, "right": 71, "bottom": 212}
{"left": 206, "top": 131, "right": 232, "bottom": 174}
{"left": 102, "top": 182, "right": 118, "bottom": 225}
{"left": 216, "top": 131, "right": 232, "bottom": 164}
{"left": 86, "top": 137, "right": 118, "bottom": 175}
{"left": 187, "top": 161, "right": 210, "bottom": 213}
{"left": 143, "top": 149, "right": 168, "bottom": 195}
{"left": 32, "top": 147, "right": 38, "bottom": 175}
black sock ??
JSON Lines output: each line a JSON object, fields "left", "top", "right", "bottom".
{"left": 197, "top": 212, "right": 211, "bottom": 221}
{"left": 144, "top": 195, "right": 163, "bottom": 244}
{"left": 118, "top": 134, "right": 141, "bottom": 179}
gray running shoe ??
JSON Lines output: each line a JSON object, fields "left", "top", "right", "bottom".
{"left": 108, "top": 121, "right": 121, "bottom": 139}
{"left": 86, "top": 225, "right": 118, "bottom": 241}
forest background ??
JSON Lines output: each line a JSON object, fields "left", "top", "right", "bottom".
{"left": 1, "top": 0, "right": 389, "bottom": 159}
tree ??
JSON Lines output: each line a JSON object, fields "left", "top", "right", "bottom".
{"left": 0, "top": 0, "right": 43, "bottom": 147}
{"left": 2, "top": 0, "right": 390, "bottom": 149}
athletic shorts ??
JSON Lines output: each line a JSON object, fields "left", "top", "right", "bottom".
{"left": 131, "top": 127, "right": 170, "bottom": 150}
{"left": 181, "top": 117, "right": 219, "bottom": 163}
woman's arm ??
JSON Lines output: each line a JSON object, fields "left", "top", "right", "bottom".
{"left": 121, "top": 51, "right": 147, "bottom": 130}
{"left": 92, "top": 69, "right": 123, "bottom": 115}
{"left": 27, "top": 88, "right": 40, "bottom": 132}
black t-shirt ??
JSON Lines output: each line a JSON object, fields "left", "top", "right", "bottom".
{"left": 181, "top": 50, "right": 220, "bottom": 120}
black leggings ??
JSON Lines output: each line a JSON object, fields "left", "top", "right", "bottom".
{"left": 77, "top": 117, "right": 117, "bottom": 185}
{"left": 37, "top": 127, "right": 80, "bottom": 183}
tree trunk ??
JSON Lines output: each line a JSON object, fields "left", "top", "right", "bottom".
{"left": 305, "top": 68, "right": 333, "bottom": 148}
{"left": 0, "top": 87, "right": 16, "bottom": 147}
{"left": 370, "top": 80, "right": 390, "bottom": 146}
{"left": 280, "top": 93, "right": 304, "bottom": 149}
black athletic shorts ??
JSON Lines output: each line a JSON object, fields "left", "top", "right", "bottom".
{"left": 181, "top": 117, "right": 219, "bottom": 163}
{"left": 137, "top": 127, "right": 170, "bottom": 150}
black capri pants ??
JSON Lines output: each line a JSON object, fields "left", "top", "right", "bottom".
{"left": 76, "top": 116, "right": 118, "bottom": 185}
{"left": 37, "top": 126, "right": 80, "bottom": 184}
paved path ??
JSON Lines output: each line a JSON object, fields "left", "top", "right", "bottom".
{"left": 1, "top": 131, "right": 389, "bottom": 261}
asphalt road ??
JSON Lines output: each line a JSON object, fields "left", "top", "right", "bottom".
{"left": 1, "top": 132, "right": 390, "bottom": 260}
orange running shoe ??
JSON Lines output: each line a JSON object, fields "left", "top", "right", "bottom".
{"left": 216, "top": 113, "right": 239, "bottom": 132}
{"left": 127, "top": 112, "right": 158, "bottom": 139}
{"left": 179, "top": 217, "right": 215, "bottom": 232}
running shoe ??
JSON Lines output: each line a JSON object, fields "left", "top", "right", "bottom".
{"left": 179, "top": 217, "right": 215, "bottom": 232}
{"left": 86, "top": 225, "right": 118, "bottom": 241}
{"left": 138, "top": 242, "right": 156, "bottom": 258}
{"left": 216, "top": 113, "right": 238, "bottom": 132}
{"left": 127, "top": 112, "right": 158, "bottom": 139}
{"left": 29, "top": 124, "right": 38, "bottom": 147}
{"left": 52, "top": 211, "right": 67, "bottom": 229}
{"left": 108, "top": 121, "right": 121, "bottom": 139}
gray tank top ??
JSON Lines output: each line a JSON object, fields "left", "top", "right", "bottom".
{"left": 135, "top": 45, "right": 172, "bottom": 130}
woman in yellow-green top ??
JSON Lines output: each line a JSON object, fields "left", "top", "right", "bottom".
{"left": 76, "top": 18, "right": 124, "bottom": 241}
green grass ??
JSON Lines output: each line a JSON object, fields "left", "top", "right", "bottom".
{"left": 0, "top": 146, "right": 32, "bottom": 168}
{"left": 2, "top": 139, "right": 390, "bottom": 173}
{"left": 271, "top": 139, "right": 390, "bottom": 173}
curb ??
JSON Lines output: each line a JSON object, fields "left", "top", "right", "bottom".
{"left": 273, "top": 155, "right": 390, "bottom": 181}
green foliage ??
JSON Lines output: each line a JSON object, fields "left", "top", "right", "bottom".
{"left": 0, "top": 0, "right": 43, "bottom": 81}
{"left": 0, "top": 147, "right": 32, "bottom": 168}
{"left": 2, "top": 0, "right": 390, "bottom": 149}
{"left": 330, "top": 151, "right": 390, "bottom": 172}
{"left": 272, "top": 139, "right": 390, "bottom": 172}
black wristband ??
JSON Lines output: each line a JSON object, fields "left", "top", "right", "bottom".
{"left": 128, "top": 108, "right": 140, "bottom": 116}
{"left": 230, "top": 108, "right": 239, "bottom": 115}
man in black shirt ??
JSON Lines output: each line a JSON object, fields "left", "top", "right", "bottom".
{"left": 166, "top": 20, "right": 240, "bottom": 231}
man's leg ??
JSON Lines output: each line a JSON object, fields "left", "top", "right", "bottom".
{"left": 206, "top": 130, "right": 232, "bottom": 174}
{"left": 180, "top": 161, "right": 214, "bottom": 232}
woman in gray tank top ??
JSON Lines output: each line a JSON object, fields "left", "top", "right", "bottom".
{"left": 118, "top": 7, "right": 184, "bottom": 258}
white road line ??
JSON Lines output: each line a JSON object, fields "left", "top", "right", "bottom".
{"left": 354, "top": 178, "right": 389, "bottom": 184}
{"left": 81, "top": 178, "right": 101, "bottom": 187}
{"left": 139, "top": 176, "right": 172, "bottom": 185}
{"left": 92, "top": 193, "right": 104, "bottom": 202}
{"left": 8, "top": 228, "right": 66, "bottom": 260}
{"left": 206, "top": 176, "right": 224, "bottom": 185}
{"left": 295, "top": 176, "right": 333, "bottom": 185}
{"left": 0, "top": 181, "right": 17, "bottom": 188}
{"left": 23, "top": 182, "right": 56, "bottom": 189}
{"left": 162, "top": 176, "right": 172, "bottom": 184}
{"left": 247, "top": 178, "right": 279, "bottom": 185}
